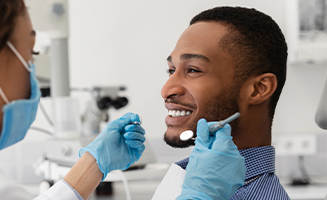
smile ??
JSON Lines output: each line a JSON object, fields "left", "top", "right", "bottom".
{"left": 168, "top": 110, "right": 192, "bottom": 117}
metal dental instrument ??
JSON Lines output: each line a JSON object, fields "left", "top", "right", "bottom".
{"left": 131, "top": 121, "right": 142, "bottom": 125}
{"left": 179, "top": 112, "right": 240, "bottom": 141}
{"left": 131, "top": 117, "right": 142, "bottom": 125}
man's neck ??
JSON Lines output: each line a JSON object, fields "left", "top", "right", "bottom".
{"left": 231, "top": 110, "right": 272, "bottom": 150}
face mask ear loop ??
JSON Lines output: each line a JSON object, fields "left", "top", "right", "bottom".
{"left": 6, "top": 41, "right": 32, "bottom": 73}
{"left": 0, "top": 88, "right": 9, "bottom": 104}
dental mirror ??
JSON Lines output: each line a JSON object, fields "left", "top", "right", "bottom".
{"left": 179, "top": 130, "right": 195, "bottom": 141}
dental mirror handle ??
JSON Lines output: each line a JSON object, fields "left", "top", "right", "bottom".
{"left": 208, "top": 112, "right": 240, "bottom": 133}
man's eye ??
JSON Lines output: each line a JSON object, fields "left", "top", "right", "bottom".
{"left": 187, "top": 68, "right": 201, "bottom": 73}
{"left": 167, "top": 69, "right": 175, "bottom": 75}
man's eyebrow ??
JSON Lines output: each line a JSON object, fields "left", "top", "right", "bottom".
{"left": 31, "top": 30, "right": 36, "bottom": 37}
{"left": 167, "top": 54, "right": 210, "bottom": 62}
{"left": 180, "top": 53, "right": 210, "bottom": 62}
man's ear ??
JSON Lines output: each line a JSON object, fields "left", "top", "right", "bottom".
{"left": 247, "top": 73, "right": 277, "bottom": 105}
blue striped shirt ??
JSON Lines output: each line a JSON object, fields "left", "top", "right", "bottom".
{"left": 175, "top": 146, "right": 290, "bottom": 200}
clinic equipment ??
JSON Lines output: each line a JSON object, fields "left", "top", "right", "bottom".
{"left": 179, "top": 112, "right": 240, "bottom": 141}
{"left": 26, "top": 0, "right": 70, "bottom": 98}
{"left": 82, "top": 86, "right": 129, "bottom": 136}
{"left": 315, "top": 74, "right": 327, "bottom": 129}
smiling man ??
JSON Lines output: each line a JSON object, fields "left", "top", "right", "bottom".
{"left": 159, "top": 6, "right": 290, "bottom": 200}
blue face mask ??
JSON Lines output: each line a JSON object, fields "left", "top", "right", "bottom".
{"left": 0, "top": 41, "right": 41, "bottom": 150}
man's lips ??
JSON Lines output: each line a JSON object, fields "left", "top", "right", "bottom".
{"left": 165, "top": 103, "right": 194, "bottom": 111}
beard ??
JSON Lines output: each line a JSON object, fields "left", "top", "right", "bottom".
{"left": 163, "top": 84, "right": 240, "bottom": 148}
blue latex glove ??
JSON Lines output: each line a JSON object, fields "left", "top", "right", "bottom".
{"left": 176, "top": 119, "right": 246, "bottom": 200}
{"left": 79, "top": 113, "right": 145, "bottom": 180}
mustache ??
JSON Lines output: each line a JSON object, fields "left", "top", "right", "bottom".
{"left": 165, "top": 98, "right": 197, "bottom": 110}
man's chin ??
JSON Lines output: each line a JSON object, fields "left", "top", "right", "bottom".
{"left": 163, "top": 132, "right": 195, "bottom": 148}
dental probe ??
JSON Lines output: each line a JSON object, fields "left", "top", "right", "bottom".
{"left": 179, "top": 112, "right": 240, "bottom": 141}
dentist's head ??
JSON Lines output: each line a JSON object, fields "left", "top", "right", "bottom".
{"left": 0, "top": 0, "right": 41, "bottom": 150}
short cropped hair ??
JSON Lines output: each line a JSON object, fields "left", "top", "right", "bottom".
{"left": 191, "top": 6, "right": 288, "bottom": 121}
{"left": 0, "top": 0, "right": 26, "bottom": 50}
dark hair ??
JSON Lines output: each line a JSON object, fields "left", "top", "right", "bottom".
{"left": 0, "top": 0, "right": 26, "bottom": 50}
{"left": 191, "top": 6, "right": 288, "bottom": 121}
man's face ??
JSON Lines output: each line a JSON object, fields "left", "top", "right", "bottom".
{"left": 161, "top": 22, "right": 240, "bottom": 148}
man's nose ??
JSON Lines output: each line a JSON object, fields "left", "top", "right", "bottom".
{"left": 161, "top": 74, "right": 185, "bottom": 99}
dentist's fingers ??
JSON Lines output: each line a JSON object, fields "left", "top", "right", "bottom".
{"left": 125, "top": 124, "right": 145, "bottom": 135}
{"left": 124, "top": 132, "right": 146, "bottom": 142}
{"left": 211, "top": 124, "right": 238, "bottom": 154}
{"left": 131, "top": 113, "right": 141, "bottom": 124}
{"left": 125, "top": 140, "right": 145, "bottom": 150}
{"left": 106, "top": 112, "right": 135, "bottom": 131}
{"left": 195, "top": 119, "right": 212, "bottom": 148}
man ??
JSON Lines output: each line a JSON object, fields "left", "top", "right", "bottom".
{"left": 160, "top": 6, "right": 290, "bottom": 199}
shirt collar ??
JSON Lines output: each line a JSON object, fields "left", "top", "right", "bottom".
{"left": 175, "top": 145, "right": 276, "bottom": 181}
{"left": 239, "top": 145, "right": 275, "bottom": 180}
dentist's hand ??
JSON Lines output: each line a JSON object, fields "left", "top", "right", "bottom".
{"left": 176, "top": 119, "right": 246, "bottom": 200}
{"left": 79, "top": 113, "right": 145, "bottom": 180}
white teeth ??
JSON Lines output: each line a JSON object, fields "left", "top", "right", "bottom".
{"left": 168, "top": 110, "right": 191, "bottom": 117}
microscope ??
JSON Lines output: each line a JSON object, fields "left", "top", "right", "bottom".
{"left": 82, "top": 86, "right": 128, "bottom": 136}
